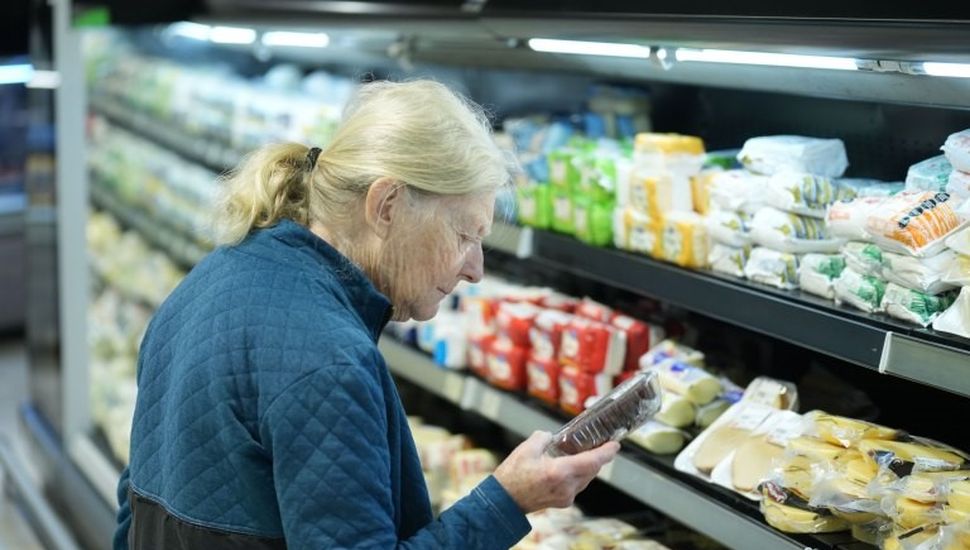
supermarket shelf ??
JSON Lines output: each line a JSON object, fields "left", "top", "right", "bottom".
{"left": 89, "top": 96, "right": 239, "bottom": 174}
{"left": 529, "top": 230, "right": 970, "bottom": 399}
{"left": 89, "top": 182, "right": 207, "bottom": 270}
{"left": 484, "top": 222, "right": 533, "bottom": 259}
{"left": 379, "top": 338, "right": 826, "bottom": 550}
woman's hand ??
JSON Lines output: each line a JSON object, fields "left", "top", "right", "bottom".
{"left": 493, "top": 431, "right": 620, "bottom": 513}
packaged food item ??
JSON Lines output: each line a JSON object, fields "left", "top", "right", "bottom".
{"left": 750, "top": 207, "right": 843, "bottom": 253}
{"left": 843, "top": 242, "right": 887, "bottom": 277}
{"left": 730, "top": 411, "right": 806, "bottom": 493}
{"left": 449, "top": 449, "right": 497, "bottom": 487}
{"left": 527, "top": 355, "right": 561, "bottom": 406}
{"left": 708, "top": 243, "right": 750, "bottom": 278}
{"left": 807, "top": 457, "right": 883, "bottom": 524}
{"left": 893, "top": 470, "right": 970, "bottom": 503}
{"left": 834, "top": 268, "right": 887, "bottom": 313}
{"left": 849, "top": 519, "right": 892, "bottom": 545}
{"left": 548, "top": 148, "right": 581, "bottom": 192}
{"left": 837, "top": 178, "right": 905, "bottom": 198}
{"left": 949, "top": 479, "right": 970, "bottom": 511}
{"left": 799, "top": 253, "right": 847, "bottom": 300}
{"left": 941, "top": 521, "right": 970, "bottom": 550}
{"left": 946, "top": 226, "right": 970, "bottom": 256}
{"left": 942, "top": 254, "right": 970, "bottom": 287}
{"left": 575, "top": 152, "right": 621, "bottom": 204}
{"left": 468, "top": 334, "right": 495, "bottom": 379}
{"left": 691, "top": 169, "right": 717, "bottom": 215}
{"left": 613, "top": 206, "right": 661, "bottom": 255}
{"left": 882, "top": 283, "right": 957, "bottom": 327}
{"left": 885, "top": 497, "right": 944, "bottom": 531}
{"left": 432, "top": 321, "right": 468, "bottom": 369}
{"left": 881, "top": 525, "right": 942, "bottom": 550}
{"left": 529, "top": 310, "right": 573, "bottom": 362}
{"left": 942, "top": 129, "right": 970, "bottom": 173}
{"left": 696, "top": 397, "right": 736, "bottom": 429}
{"left": 565, "top": 518, "right": 639, "bottom": 548}
{"left": 860, "top": 437, "right": 970, "bottom": 478}
{"left": 516, "top": 182, "right": 553, "bottom": 229}
{"left": 551, "top": 190, "right": 574, "bottom": 235}
{"left": 883, "top": 249, "right": 959, "bottom": 295}
{"left": 496, "top": 302, "right": 540, "bottom": 347}
{"left": 558, "top": 366, "right": 615, "bottom": 416}
{"left": 521, "top": 506, "right": 584, "bottom": 545}
{"left": 826, "top": 196, "right": 886, "bottom": 241}
{"left": 760, "top": 480, "right": 851, "bottom": 533}
{"left": 658, "top": 211, "right": 709, "bottom": 268}
{"left": 744, "top": 247, "right": 800, "bottom": 290}
{"left": 654, "top": 392, "right": 697, "bottom": 428}
{"left": 708, "top": 169, "right": 770, "bottom": 213}
{"left": 947, "top": 169, "right": 970, "bottom": 199}
{"left": 559, "top": 318, "right": 627, "bottom": 375}
{"left": 737, "top": 135, "right": 849, "bottom": 177}
{"left": 633, "top": 132, "right": 706, "bottom": 176}
{"left": 627, "top": 420, "right": 689, "bottom": 454}
{"left": 933, "top": 286, "right": 970, "bottom": 338}
{"left": 765, "top": 172, "right": 856, "bottom": 218}
{"left": 573, "top": 196, "right": 614, "bottom": 247}
{"left": 610, "top": 315, "right": 665, "bottom": 372}
{"left": 546, "top": 370, "right": 661, "bottom": 456}
{"left": 626, "top": 174, "right": 689, "bottom": 218}
{"left": 706, "top": 209, "right": 752, "bottom": 248}
{"left": 865, "top": 191, "right": 964, "bottom": 257}
{"left": 676, "top": 401, "right": 776, "bottom": 476}
{"left": 638, "top": 340, "right": 704, "bottom": 368}
{"left": 906, "top": 155, "right": 953, "bottom": 193}
{"left": 487, "top": 338, "right": 529, "bottom": 391}
{"left": 807, "top": 411, "right": 903, "bottom": 449}
{"left": 574, "top": 298, "right": 614, "bottom": 323}
{"left": 742, "top": 377, "right": 800, "bottom": 411}
{"left": 649, "top": 361, "right": 721, "bottom": 405}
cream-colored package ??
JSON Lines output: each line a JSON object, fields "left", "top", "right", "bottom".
{"left": 744, "top": 247, "right": 800, "bottom": 290}
{"left": 750, "top": 207, "right": 844, "bottom": 253}
{"left": 658, "top": 211, "right": 709, "bottom": 268}
{"left": 737, "top": 135, "right": 849, "bottom": 177}
{"left": 709, "top": 243, "right": 750, "bottom": 279}
{"left": 933, "top": 286, "right": 970, "bottom": 338}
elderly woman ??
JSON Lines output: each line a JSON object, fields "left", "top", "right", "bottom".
{"left": 114, "top": 80, "right": 618, "bottom": 549}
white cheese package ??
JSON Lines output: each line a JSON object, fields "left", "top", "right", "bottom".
{"left": 696, "top": 377, "right": 745, "bottom": 429}
{"left": 833, "top": 268, "right": 887, "bottom": 314}
{"left": 658, "top": 211, "right": 709, "bottom": 269}
{"left": 942, "top": 253, "right": 970, "bottom": 287}
{"left": 674, "top": 401, "right": 777, "bottom": 479}
{"left": 882, "top": 282, "right": 957, "bottom": 327}
{"left": 744, "top": 247, "right": 800, "bottom": 290}
{"left": 709, "top": 243, "right": 750, "bottom": 278}
{"left": 905, "top": 155, "right": 953, "bottom": 192}
{"left": 947, "top": 169, "right": 970, "bottom": 199}
{"left": 707, "top": 209, "right": 752, "bottom": 247}
{"left": 764, "top": 172, "right": 856, "bottom": 218}
{"left": 613, "top": 206, "right": 660, "bottom": 256}
{"left": 710, "top": 410, "right": 807, "bottom": 499}
{"left": 750, "top": 207, "right": 844, "bottom": 253}
{"left": 798, "top": 254, "right": 846, "bottom": 300}
{"left": 864, "top": 191, "right": 965, "bottom": 257}
{"left": 837, "top": 178, "right": 904, "bottom": 198}
{"left": 708, "top": 169, "right": 770, "bottom": 214}
{"left": 742, "top": 376, "right": 799, "bottom": 411}
{"left": 933, "top": 286, "right": 970, "bottom": 338}
{"left": 638, "top": 340, "right": 705, "bottom": 369}
{"left": 627, "top": 420, "right": 690, "bottom": 455}
{"left": 825, "top": 196, "right": 885, "bottom": 242}
{"left": 654, "top": 391, "right": 698, "bottom": 428}
{"left": 942, "top": 128, "right": 970, "bottom": 172}
{"left": 737, "top": 136, "right": 849, "bottom": 177}
{"left": 842, "top": 242, "right": 958, "bottom": 294}
{"left": 545, "top": 370, "right": 662, "bottom": 457}
{"left": 949, "top": 226, "right": 970, "bottom": 256}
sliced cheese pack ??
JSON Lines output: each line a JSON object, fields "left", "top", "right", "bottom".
{"left": 865, "top": 191, "right": 965, "bottom": 257}
{"left": 884, "top": 497, "right": 944, "bottom": 531}
{"left": 807, "top": 411, "right": 903, "bottom": 449}
{"left": 708, "top": 243, "right": 750, "bottom": 278}
{"left": 760, "top": 481, "right": 851, "bottom": 534}
{"left": 892, "top": 470, "right": 970, "bottom": 504}
{"left": 826, "top": 196, "right": 886, "bottom": 241}
{"left": 765, "top": 172, "right": 856, "bottom": 218}
{"left": 708, "top": 169, "right": 770, "bottom": 213}
{"left": 834, "top": 267, "right": 888, "bottom": 314}
{"left": 613, "top": 206, "right": 661, "bottom": 256}
{"left": 724, "top": 410, "right": 806, "bottom": 496}
{"left": 905, "top": 155, "right": 953, "bottom": 193}
{"left": 658, "top": 211, "right": 709, "bottom": 268}
{"left": 650, "top": 361, "right": 722, "bottom": 405}
{"left": 933, "top": 286, "right": 970, "bottom": 338}
{"left": 808, "top": 456, "right": 884, "bottom": 524}
{"left": 799, "top": 253, "right": 847, "bottom": 300}
{"left": 859, "top": 438, "right": 970, "bottom": 478}
{"left": 654, "top": 392, "right": 697, "bottom": 428}
{"left": 942, "top": 129, "right": 970, "bottom": 173}
{"left": 750, "top": 207, "right": 844, "bottom": 253}
{"left": 882, "top": 282, "right": 957, "bottom": 327}
{"left": 627, "top": 420, "right": 689, "bottom": 455}
{"left": 744, "top": 247, "right": 800, "bottom": 290}
{"left": 675, "top": 401, "right": 776, "bottom": 478}
{"left": 738, "top": 135, "right": 849, "bottom": 178}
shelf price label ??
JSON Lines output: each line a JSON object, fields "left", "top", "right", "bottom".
{"left": 480, "top": 391, "right": 502, "bottom": 421}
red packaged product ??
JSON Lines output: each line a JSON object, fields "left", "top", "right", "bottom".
{"left": 487, "top": 338, "right": 529, "bottom": 391}
{"left": 558, "top": 366, "right": 614, "bottom": 415}
{"left": 528, "top": 310, "right": 574, "bottom": 362}
{"left": 467, "top": 334, "right": 495, "bottom": 379}
{"left": 495, "top": 302, "right": 540, "bottom": 347}
{"left": 463, "top": 297, "right": 500, "bottom": 337}
{"left": 526, "top": 355, "right": 561, "bottom": 406}
{"left": 610, "top": 315, "right": 666, "bottom": 372}
{"left": 574, "top": 297, "right": 613, "bottom": 323}
{"left": 540, "top": 293, "right": 579, "bottom": 313}
{"left": 559, "top": 318, "right": 627, "bottom": 375}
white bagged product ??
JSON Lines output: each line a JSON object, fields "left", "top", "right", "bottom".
{"left": 825, "top": 196, "right": 884, "bottom": 241}
{"left": 942, "top": 253, "right": 970, "bottom": 287}
{"left": 834, "top": 268, "right": 887, "bottom": 313}
{"left": 836, "top": 178, "right": 904, "bottom": 197}
{"left": 933, "top": 286, "right": 970, "bottom": 338}
{"left": 707, "top": 209, "right": 752, "bottom": 247}
{"left": 948, "top": 226, "right": 970, "bottom": 256}
{"left": 737, "top": 136, "right": 848, "bottom": 177}
{"left": 708, "top": 169, "right": 770, "bottom": 213}
{"left": 798, "top": 254, "right": 846, "bottom": 300}
{"left": 947, "top": 169, "right": 970, "bottom": 199}
{"left": 658, "top": 211, "right": 709, "bottom": 269}
{"left": 941, "top": 128, "right": 970, "bottom": 172}
{"left": 750, "top": 207, "right": 844, "bottom": 253}
{"left": 882, "top": 248, "right": 958, "bottom": 294}
{"left": 882, "top": 282, "right": 957, "bottom": 327}
{"left": 709, "top": 243, "right": 750, "bottom": 278}
{"left": 864, "top": 191, "right": 964, "bottom": 257}
{"left": 905, "top": 155, "right": 952, "bottom": 192}
{"left": 841, "top": 242, "right": 884, "bottom": 277}
{"left": 765, "top": 172, "right": 856, "bottom": 218}
{"left": 744, "top": 247, "right": 800, "bottom": 290}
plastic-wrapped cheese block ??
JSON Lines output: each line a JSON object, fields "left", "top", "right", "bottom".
{"left": 798, "top": 253, "right": 846, "bottom": 300}
{"left": 842, "top": 242, "right": 885, "bottom": 277}
{"left": 865, "top": 191, "right": 964, "bottom": 257}
{"left": 894, "top": 470, "right": 970, "bottom": 503}
{"left": 627, "top": 420, "right": 688, "bottom": 454}
{"left": 759, "top": 485, "right": 850, "bottom": 534}
{"left": 857, "top": 438, "right": 970, "bottom": 477}
{"left": 706, "top": 209, "right": 752, "bottom": 248}
{"left": 942, "top": 128, "right": 970, "bottom": 173}
{"left": 638, "top": 340, "right": 705, "bottom": 369}
{"left": 677, "top": 402, "right": 776, "bottom": 475}
{"left": 731, "top": 411, "right": 805, "bottom": 493}
{"left": 744, "top": 247, "right": 800, "bottom": 289}
{"left": 905, "top": 155, "right": 953, "bottom": 192}
{"left": 765, "top": 172, "right": 857, "bottom": 218}
{"left": 882, "top": 282, "right": 957, "bottom": 327}
{"left": 708, "top": 169, "right": 770, "bottom": 213}
{"left": 526, "top": 355, "right": 560, "bottom": 406}
{"left": 883, "top": 248, "right": 959, "bottom": 294}
{"left": 737, "top": 135, "right": 849, "bottom": 177}
{"left": 615, "top": 207, "right": 661, "bottom": 256}
{"left": 708, "top": 243, "right": 749, "bottom": 279}
{"left": 633, "top": 132, "right": 706, "bottom": 176}
{"left": 650, "top": 361, "right": 721, "bottom": 405}
{"left": 933, "top": 286, "right": 970, "bottom": 338}
{"left": 806, "top": 411, "right": 903, "bottom": 449}
{"left": 658, "top": 211, "right": 709, "bottom": 268}
{"left": 834, "top": 267, "right": 887, "bottom": 313}
{"left": 947, "top": 168, "right": 970, "bottom": 199}
{"left": 626, "top": 174, "right": 690, "bottom": 218}
{"left": 547, "top": 370, "right": 661, "bottom": 456}
{"left": 654, "top": 392, "right": 697, "bottom": 428}
{"left": 825, "top": 196, "right": 885, "bottom": 242}
{"left": 558, "top": 366, "right": 615, "bottom": 415}
{"left": 750, "top": 207, "right": 843, "bottom": 253}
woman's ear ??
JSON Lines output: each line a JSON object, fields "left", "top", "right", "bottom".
{"left": 363, "top": 177, "right": 403, "bottom": 239}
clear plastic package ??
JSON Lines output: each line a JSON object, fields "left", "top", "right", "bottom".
{"left": 864, "top": 191, "right": 964, "bottom": 257}
{"left": 799, "top": 254, "right": 847, "bottom": 300}
{"left": 707, "top": 169, "right": 770, "bottom": 213}
{"left": 706, "top": 209, "right": 752, "bottom": 248}
{"left": 750, "top": 207, "right": 844, "bottom": 253}
{"left": 946, "top": 226, "right": 970, "bottom": 256}
{"left": 806, "top": 411, "right": 903, "bottom": 449}
{"left": 947, "top": 168, "right": 970, "bottom": 199}
{"left": 905, "top": 155, "right": 953, "bottom": 193}
{"left": 942, "top": 128, "right": 970, "bottom": 173}
{"left": 737, "top": 135, "right": 849, "bottom": 177}
{"left": 826, "top": 196, "right": 885, "bottom": 242}
{"left": 744, "top": 247, "right": 801, "bottom": 290}
{"left": 834, "top": 267, "right": 887, "bottom": 314}
{"left": 941, "top": 254, "right": 970, "bottom": 287}
{"left": 765, "top": 172, "right": 856, "bottom": 218}
{"left": 546, "top": 370, "right": 662, "bottom": 457}
{"left": 709, "top": 243, "right": 751, "bottom": 279}
{"left": 933, "top": 286, "right": 970, "bottom": 338}
{"left": 882, "top": 283, "right": 957, "bottom": 327}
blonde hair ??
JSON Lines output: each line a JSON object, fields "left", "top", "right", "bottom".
{"left": 215, "top": 80, "right": 511, "bottom": 245}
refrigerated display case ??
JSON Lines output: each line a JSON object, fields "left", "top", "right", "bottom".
{"left": 27, "top": 1, "right": 970, "bottom": 548}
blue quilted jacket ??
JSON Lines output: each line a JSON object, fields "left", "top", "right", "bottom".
{"left": 114, "top": 219, "right": 531, "bottom": 549}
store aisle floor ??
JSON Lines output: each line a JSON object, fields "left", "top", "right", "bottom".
{"left": 0, "top": 338, "right": 45, "bottom": 550}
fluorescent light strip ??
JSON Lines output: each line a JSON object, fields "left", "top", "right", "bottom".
{"left": 922, "top": 62, "right": 970, "bottom": 78}
{"left": 209, "top": 26, "right": 256, "bottom": 45}
{"left": 675, "top": 48, "right": 858, "bottom": 71}
{"left": 528, "top": 38, "right": 651, "bottom": 59}
{"left": 0, "top": 64, "right": 33, "bottom": 85}
{"left": 170, "top": 22, "right": 212, "bottom": 41}
{"left": 27, "top": 70, "right": 60, "bottom": 89}
{"left": 261, "top": 31, "right": 329, "bottom": 48}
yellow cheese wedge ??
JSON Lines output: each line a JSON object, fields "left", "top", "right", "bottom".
{"left": 761, "top": 497, "right": 849, "bottom": 534}
{"left": 842, "top": 456, "right": 879, "bottom": 486}
{"left": 634, "top": 133, "right": 705, "bottom": 155}
{"left": 655, "top": 392, "right": 697, "bottom": 429}
{"left": 948, "top": 480, "right": 970, "bottom": 512}
{"left": 693, "top": 425, "right": 750, "bottom": 473}
{"left": 943, "top": 505, "right": 970, "bottom": 525}
{"left": 776, "top": 455, "right": 820, "bottom": 500}
{"left": 892, "top": 497, "right": 942, "bottom": 530}
{"left": 900, "top": 471, "right": 970, "bottom": 503}
{"left": 786, "top": 436, "right": 849, "bottom": 462}
{"left": 810, "top": 412, "right": 901, "bottom": 448}
{"left": 732, "top": 435, "right": 785, "bottom": 493}
{"left": 858, "top": 440, "right": 969, "bottom": 475}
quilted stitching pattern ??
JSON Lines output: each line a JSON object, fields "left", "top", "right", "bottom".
{"left": 116, "top": 220, "right": 530, "bottom": 549}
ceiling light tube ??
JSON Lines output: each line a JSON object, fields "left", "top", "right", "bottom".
{"left": 528, "top": 38, "right": 651, "bottom": 59}
{"left": 170, "top": 22, "right": 212, "bottom": 41}
{"left": 922, "top": 62, "right": 970, "bottom": 78}
{"left": 261, "top": 31, "right": 330, "bottom": 48}
{"left": 0, "top": 64, "right": 33, "bottom": 85}
{"left": 209, "top": 26, "right": 256, "bottom": 45}
{"left": 675, "top": 48, "right": 858, "bottom": 71}
{"left": 27, "top": 69, "right": 60, "bottom": 89}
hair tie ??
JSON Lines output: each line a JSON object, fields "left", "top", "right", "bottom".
{"left": 305, "top": 147, "right": 322, "bottom": 172}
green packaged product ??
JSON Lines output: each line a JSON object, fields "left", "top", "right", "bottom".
{"left": 548, "top": 149, "right": 582, "bottom": 193}
{"left": 515, "top": 183, "right": 552, "bottom": 229}
{"left": 883, "top": 283, "right": 957, "bottom": 327}
{"left": 573, "top": 197, "right": 614, "bottom": 247}
{"left": 551, "top": 190, "right": 575, "bottom": 235}
{"left": 576, "top": 154, "right": 621, "bottom": 204}
{"left": 834, "top": 268, "right": 887, "bottom": 313}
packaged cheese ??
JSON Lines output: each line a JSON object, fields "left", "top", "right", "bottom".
{"left": 892, "top": 470, "right": 970, "bottom": 504}
{"left": 933, "top": 286, "right": 970, "bottom": 338}
{"left": 559, "top": 318, "right": 627, "bottom": 375}
{"left": 627, "top": 420, "right": 689, "bottom": 455}
{"left": 865, "top": 191, "right": 964, "bottom": 257}
{"left": 947, "top": 169, "right": 970, "bottom": 200}
{"left": 614, "top": 206, "right": 661, "bottom": 256}
{"left": 744, "top": 247, "right": 800, "bottom": 290}
{"left": 737, "top": 135, "right": 849, "bottom": 177}
{"left": 638, "top": 340, "right": 704, "bottom": 369}
{"left": 708, "top": 243, "right": 750, "bottom": 278}
{"left": 658, "top": 211, "right": 709, "bottom": 268}
{"left": 750, "top": 207, "right": 843, "bottom": 253}
{"left": 626, "top": 174, "right": 689, "bottom": 218}
{"left": 942, "top": 129, "right": 970, "bottom": 173}
{"left": 946, "top": 226, "right": 970, "bottom": 256}
{"left": 573, "top": 196, "right": 614, "bottom": 247}
{"left": 742, "top": 377, "right": 800, "bottom": 411}
{"left": 759, "top": 484, "right": 850, "bottom": 534}
{"left": 799, "top": 253, "right": 847, "bottom": 300}
{"left": 842, "top": 242, "right": 886, "bottom": 277}
{"left": 884, "top": 249, "right": 959, "bottom": 294}
{"left": 729, "top": 411, "right": 806, "bottom": 494}
{"left": 807, "top": 411, "right": 902, "bottom": 449}
{"left": 649, "top": 360, "right": 722, "bottom": 405}
{"left": 529, "top": 310, "right": 573, "bottom": 362}
{"left": 468, "top": 334, "right": 495, "bottom": 379}
{"left": 826, "top": 196, "right": 885, "bottom": 242}
{"left": 765, "top": 172, "right": 856, "bottom": 218}
{"left": 706, "top": 209, "right": 752, "bottom": 247}
{"left": 633, "top": 132, "right": 706, "bottom": 175}
{"left": 675, "top": 401, "right": 776, "bottom": 477}
{"left": 574, "top": 297, "right": 613, "bottom": 323}
{"left": 834, "top": 268, "right": 887, "bottom": 313}
{"left": 496, "top": 302, "right": 541, "bottom": 347}
{"left": 708, "top": 169, "right": 770, "bottom": 213}
{"left": 550, "top": 190, "right": 574, "bottom": 235}
{"left": 655, "top": 392, "right": 697, "bottom": 428}
{"left": 882, "top": 283, "right": 957, "bottom": 327}
{"left": 905, "top": 155, "right": 953, "bottom": 193}
{"left": 858, "top": 438, "right": 970, "bottom": 477}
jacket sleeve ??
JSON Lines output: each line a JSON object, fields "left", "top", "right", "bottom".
{"left": 259, "top": 362, "right": 530, "bottom": 549}
{"left": 113, "top": 466, "right": 132, "bottom": 550}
